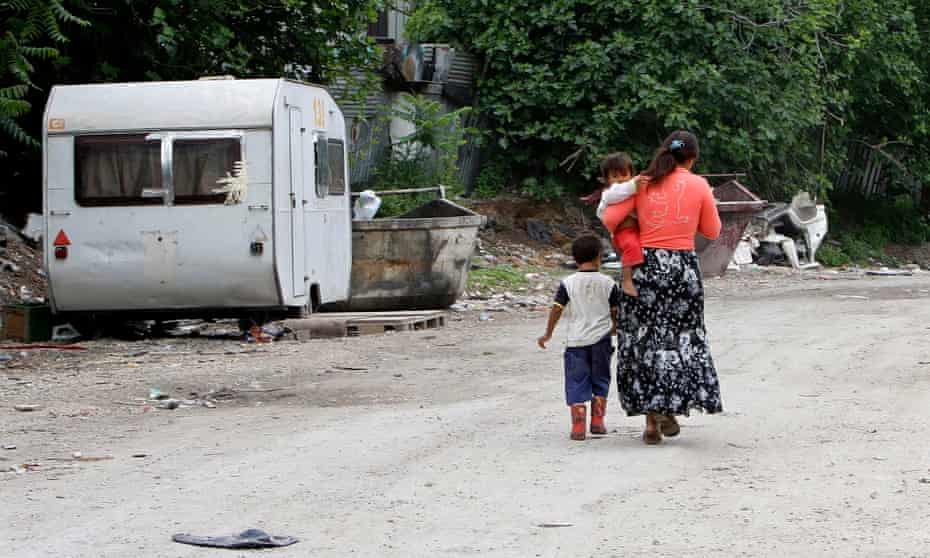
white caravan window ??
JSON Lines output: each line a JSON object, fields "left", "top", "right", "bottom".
{"left": 75, "top": 135, "right": 163, "bottom": 206}
{"left": 314, "top": 135, "right": 329, "bottom": 198}
{"left": 327, "top": 140, "right": 346, "bottom": 195}
{"left": 173, "top": 138, "right": 240, "bottom": 205}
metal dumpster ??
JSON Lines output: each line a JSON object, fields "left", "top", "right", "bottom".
{"left": 330, "top": 197, "right": 486, "bottom": 312}
{"left": 696, "top": 180, "right": 767, "bottom": 277}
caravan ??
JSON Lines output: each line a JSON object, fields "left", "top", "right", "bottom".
{"left": 42, "top": 78, "right": 351, "bottom": 325}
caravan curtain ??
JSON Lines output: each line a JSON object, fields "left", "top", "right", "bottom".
{"left": 75, "top": 135, "right": 162, "bottom": 206}
{"left": 173, "top": 139, "right": 240, "bottom": 205}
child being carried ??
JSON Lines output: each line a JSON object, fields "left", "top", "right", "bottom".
{"left": 587, "top": 152, "right": 642, "bottom": 297}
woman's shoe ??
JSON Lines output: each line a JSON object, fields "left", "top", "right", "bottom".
{"left": 643, "top": 414, "right": 662, "bottom": 445}
{"left": 657, "top": 415, "right": 680, "bottom": 437}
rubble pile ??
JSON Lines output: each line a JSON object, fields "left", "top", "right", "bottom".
{"left": 0, "top": 220, "right": 48, "bottom": 306}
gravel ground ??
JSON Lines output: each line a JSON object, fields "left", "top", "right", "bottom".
{"left": 3, "top": 271, "right": 930, "bottom": 557}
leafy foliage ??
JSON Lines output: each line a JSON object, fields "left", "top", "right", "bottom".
{"left": 410, "top": 0, "right": 930, "bottom": 201}
{"left": 0, "top": 0, "right": 382, "bottom": 209}
{"left": 372, "top": 95, "right": 471, "bottom": 215}
{"left": 0, "top": 0, "right": 87, "bottom": 154}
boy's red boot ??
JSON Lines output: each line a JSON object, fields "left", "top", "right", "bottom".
{"left": 570, "top": 404, "right": 587, "bottom": 441}
{"left": 590, "top": 396, "right": 607, "bottom": 435}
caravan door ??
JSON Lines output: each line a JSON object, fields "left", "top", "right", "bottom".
{"left": 288, "top": 108, "right": 306, "bottom": 298}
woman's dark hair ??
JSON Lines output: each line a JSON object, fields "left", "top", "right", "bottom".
{"left": 571, "top": 234, "right": 603, "bottom": 265}
{"left": 642, "top": 130, "right": 699, "bottom": 183}
{"left": 600, "top": 152, "right": 634, "bottom": 184}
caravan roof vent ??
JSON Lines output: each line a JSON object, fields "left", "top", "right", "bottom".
{"left": 198, "top": 75, "right": 237, "bottom": 81}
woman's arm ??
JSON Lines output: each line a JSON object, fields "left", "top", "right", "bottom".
{"left": 600, "top": 196, "right": 637, "bottom": 234}
{"left": 698, "top": 185, "right": 722, "bottom": 240}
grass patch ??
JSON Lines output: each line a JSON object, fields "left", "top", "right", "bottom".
{"left": 817, "top": 192, "right": 930, "bottom": 266}
{"left": 468, "top": 265, "right": 529, "bottom": 292}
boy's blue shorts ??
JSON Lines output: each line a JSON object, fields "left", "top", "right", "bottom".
{"left": 563, "top": 334, "right": 613, "bottom": 405}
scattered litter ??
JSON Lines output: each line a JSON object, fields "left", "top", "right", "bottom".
{"left": 478, "top": 312, "right": 492, "bottom": 322}
{"left": 0, "top": 259, "right": 21, "bottom": 273}
{"left": 393, "top": 373, "right": 404, "bottom": 378}
{"left": 173, "top": 529, "right": 299, "bottom": 549}
{"left": 538, "top": 522, "right": 573, "bottom": 528}
{"left": 0, "top": 344, "right": 86, "bottom": 351}
{"left": 352, "top": 190, "right": 382, "bottom": 221}
{"left": 72, "top": 451, "right": 82, "bottom": 459}
{"left": 13, "top": 404, "right": 40, "bottom": 412}
{"left": 157, "top": 399, "right": 181, "bottom": 410}
{"left": 149, "top": 388, "right": 168, "bottom": 400}
{"left": 872, "top": 456, "right": 887, "bottom": 462}
{"left": 919, "top": 478, "right": 930, "bottom": 484}
{"left": 0, "top": 354, "right": 12, "bottom": 363}
{"left": 732, "top": 240, "right": 753, "bottom": 266}
{"left": 246, "top": 325, "right": 273, "bottom": 344}
{"left": 21, "top": 213, "right": 43, "bottom": 243}
{"left": 866, "top": 268, "right": 913, "bottom": 277}
{"left": 261, "top": 323, "right": 286, "bottom": 339}
{"left": 132, "top": 453, "right": 148, "bottom": 458}
{"left": 51, "top": 324, "right": 81, "bottom": 343}
{"left": 79, "top": 456, "right": 114, "bottom": 462}
{"left": 2, "top": 445, "right": 16, "bottom": 450}
{"left": 331, "top": 366, "right": 368, "bottom": 371}
{"left": 835, "top": 295, "right": 869, "bottom": 301}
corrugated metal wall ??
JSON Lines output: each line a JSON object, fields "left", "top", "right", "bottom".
{"left": 327, "top": 45, "right": 481, "bottom": 191}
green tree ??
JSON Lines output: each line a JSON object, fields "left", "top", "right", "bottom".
{"left": 0, "top": 0, "right": 87, "bottom": 154}
{"left": 409, "top": 0, "right": 930, "bottom": 201}
{"left": 0, "top": 0, "right": 383, "bottom": 214}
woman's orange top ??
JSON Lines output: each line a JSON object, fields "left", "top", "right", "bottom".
{"left": 601, "top": 167, "right": 721, "bottom": 250}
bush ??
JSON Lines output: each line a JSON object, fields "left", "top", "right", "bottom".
{"left": 521, "top": 176, "right": 565, "bottom": 202}
{"left": 473, "top": 157, "right": 510, "bottom": 199}
{"left": 816, "top": 244, "right": 851, "bottom": 267}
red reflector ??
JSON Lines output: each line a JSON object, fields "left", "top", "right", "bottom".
{"left": 55, "top": 246, "right": 68, "bottom": 260}
{"left": 54, "top": 230, "right": 71, "bottom": 247}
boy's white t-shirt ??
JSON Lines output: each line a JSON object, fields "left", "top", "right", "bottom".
{"left": 554, "top": 271, "right": 621, "bottom": 347}
{"left": 596, "top": 178, "right": 638, "bottom": 220}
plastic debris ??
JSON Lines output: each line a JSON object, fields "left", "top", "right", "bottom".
{"left": 21, "top": 214, "right": 43, "bottom": 243}
{"left": 51, "top": 324, "right": 82, "bottom": 343}
{"left": 352, "top": 190, "right": 382, "bottom": 221}
{"left": 173, "top": 529, "right": 299, "bottom": 549}
{"left": 13, "top": 404, "right": 41, "bottom": 412}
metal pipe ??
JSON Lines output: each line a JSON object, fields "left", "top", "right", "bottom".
{"left": 350, "top": 186, "right": 446, "bottom": 199}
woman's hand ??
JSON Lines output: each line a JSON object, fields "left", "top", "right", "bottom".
{"left": 537, "top": 334, "right": 552, "bottom": 349}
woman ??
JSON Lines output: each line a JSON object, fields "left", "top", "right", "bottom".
{"left": 600, "top": 130, "right": 722, "bottom": 444}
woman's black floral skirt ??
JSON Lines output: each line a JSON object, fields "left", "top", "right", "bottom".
{"left": 617, "top": 248, "right": 723, "bottom": 416}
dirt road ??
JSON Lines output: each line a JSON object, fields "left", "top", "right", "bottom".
{"left": 3, "top": 274, "right": 930, "bottom": 557}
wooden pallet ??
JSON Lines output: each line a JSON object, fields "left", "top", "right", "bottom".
{"left": 313, "top": 310, "right": 448, "bottom": 336}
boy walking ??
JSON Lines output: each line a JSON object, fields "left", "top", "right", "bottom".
{"left": 538, "top": 235, "right": 621, "bottom": 440}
